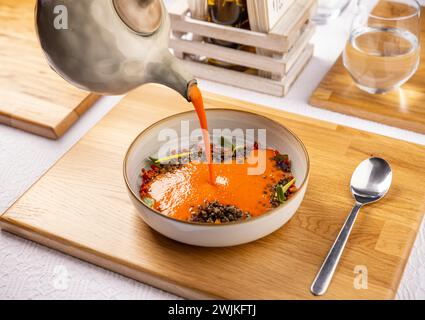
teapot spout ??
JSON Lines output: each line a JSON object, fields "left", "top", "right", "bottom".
{"left": 145, "top": 50, "right": 196, "bottom": 101}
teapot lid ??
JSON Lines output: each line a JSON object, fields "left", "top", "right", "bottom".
{"left": 113, "top": 0, "right": 163, "bottom": 35}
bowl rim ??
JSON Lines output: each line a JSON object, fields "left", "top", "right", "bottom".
{"left": 123, "top": 108, "right": 310, "bottom": 228}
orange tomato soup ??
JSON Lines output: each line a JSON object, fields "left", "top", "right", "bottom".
{"left": 142, "top": 149, "right": 291, "bottom": 221}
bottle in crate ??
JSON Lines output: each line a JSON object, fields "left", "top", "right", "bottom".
{"left": 206, "top": 0, "right": 252, "bottom": 70}
{"left": 208, "top": 0, "right": 249, "bottom": 28}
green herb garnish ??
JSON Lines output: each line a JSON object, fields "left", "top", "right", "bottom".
{"left": 148, "top": 152, "right": 191, "bottom": 165}
{"left": 276, "top": 178, "right": 296, "bottom": 203}
{"left": 281, "top": 178, "right": 296, "bottom": 193}
{"left": 272, "top": 154, "right": 289, "bottom": 162}
{"left": 148, "top": 156, "right": 159, "bottom": 163}
{"left": 233, "top": 145, "right": 246, "bottom": 156}
{"left": 220, "top": 136, "right": 236, "bottom": 154}
{"left": 142, "top": 197, "right": 155, "bottom": 208}
{"left": 276, "top": 185, "right": 286, "bottom": 203}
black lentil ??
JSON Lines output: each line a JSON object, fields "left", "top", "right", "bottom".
{"left": 189, "top": 200, "right": 251, "bottom": 224}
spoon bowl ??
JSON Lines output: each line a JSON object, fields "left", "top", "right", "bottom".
{"left": 351, "top": 157, "right": 392, "bottom": 204}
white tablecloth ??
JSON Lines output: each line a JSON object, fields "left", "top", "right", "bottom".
{"left": 1, "top": 1, "right": 425, "bottom": 299}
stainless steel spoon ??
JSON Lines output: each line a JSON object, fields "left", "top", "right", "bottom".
{"left": 311, "top": 157, "right": 392, "bottom": 296}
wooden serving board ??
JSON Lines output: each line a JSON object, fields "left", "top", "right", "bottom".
{"left": 2, "top": 84, "right": 425, "bottom": 299}
{"left": 0, "top": 0, "right": 99, "bottom": 139}
{"left": 310, "top": 8, "right": 425, "bottom": 135}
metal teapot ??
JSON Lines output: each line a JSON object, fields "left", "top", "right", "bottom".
{"left": 36, "top": 0, "right": 195, "bottom": 100}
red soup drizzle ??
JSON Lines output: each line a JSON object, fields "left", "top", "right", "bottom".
{"left": 189, "top": 85, "right": 215, "bottom": 185}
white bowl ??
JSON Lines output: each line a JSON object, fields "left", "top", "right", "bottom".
{"left": 123, "top": 109, "right": 310, "bottom": 247}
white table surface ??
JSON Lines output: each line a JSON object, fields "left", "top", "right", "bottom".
{"left": 1, "top": 1, "right": 425, "bottom": 300}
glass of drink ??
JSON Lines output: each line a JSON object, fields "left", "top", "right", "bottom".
{"left": 343, "top": 0, "right": 421, "bottom": 94}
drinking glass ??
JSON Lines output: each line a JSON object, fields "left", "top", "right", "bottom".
{"left": 343, "top": 0, "right": 421, "bottom": 94}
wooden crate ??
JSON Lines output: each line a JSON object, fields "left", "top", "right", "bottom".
{"left": 169, "top": 0, "right": 317, "bottom": 96}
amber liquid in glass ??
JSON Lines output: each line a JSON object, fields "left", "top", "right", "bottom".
{"left": 343, "top": 27, "right": 419, "bottom": 93}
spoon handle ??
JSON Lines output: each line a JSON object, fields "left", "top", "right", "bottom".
{"left": 311, "top": 202, "right": 362, "bottom": 296}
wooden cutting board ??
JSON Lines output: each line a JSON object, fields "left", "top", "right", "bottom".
{"left": 0, "top": 0, "right": 99, "bottom": 139}
{"left": 2, "top": 84, "right": 425, "bottom": 299}
{"left": 310, "top": 8, "right": 425, "bottom": 135}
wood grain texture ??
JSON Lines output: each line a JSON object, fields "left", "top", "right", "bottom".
{"left": 270, "top": 0, "right": 316, "bottom": 39}
{"left": 169, "top": 0, "right": 316, "bottom": 52}
{"left": 181, "top": 44, "right": 314, "bottom": 96}
{"left": 2, "top": 84, "right": 425, "bottom": 299}
{"left": 0, "top": 0, "right": 99, "bottom": 139}
{"left": 310, "top": 8, "right": 425, "bottom": 135}
{"left": 170, "top": 23, "right": 315, "bottom": 76}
